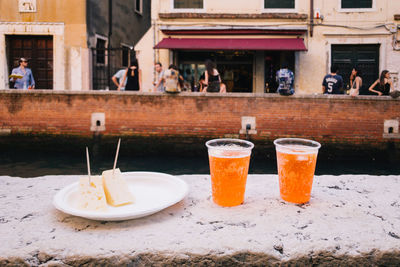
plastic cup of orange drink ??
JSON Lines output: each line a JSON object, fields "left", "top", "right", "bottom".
{"left": 206, "top": 138, "right": 254, "bottom": 207}
{"left": 273, "top": 138, "right": 321, "bottom": 204}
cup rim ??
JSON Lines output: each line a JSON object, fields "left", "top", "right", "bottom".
{"left": 205, "top": 138, "right": 254, "bottom": 151}
{"left": 273, "top": 138, "right": 321, "bottom": 150}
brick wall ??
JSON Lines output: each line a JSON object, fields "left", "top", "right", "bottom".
{"left": 0, "top": 90, "right": 399, "bottom": 151}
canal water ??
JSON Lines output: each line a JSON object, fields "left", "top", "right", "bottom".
{"left": 1, "top": 146, "right": 399, "bottom": 178}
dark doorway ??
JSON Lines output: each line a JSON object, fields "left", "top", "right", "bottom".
{"left": 6, "top": 35, "right": 53, "bottom": 89}
{"left": 177, "top": 50, "right": 254, "bottom": 92}
{"left": 331, "top": 44, "right": 379, "bottom": 95}
{"left": 264, "top": 51, "right": 295, "bottom": 93}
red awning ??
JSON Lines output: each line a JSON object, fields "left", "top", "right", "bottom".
{"left": 154, "top": 38, "right": 307, "bottom": 51}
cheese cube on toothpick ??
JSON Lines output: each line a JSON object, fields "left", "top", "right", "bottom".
{"left": 102, "top": 168, "right": 134, "bottom": 206}
{"left": 78, "top": 175, "right": 108, "bottom": 211}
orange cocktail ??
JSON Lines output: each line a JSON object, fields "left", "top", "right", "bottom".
{"left": 274, "top": 138, "right": 321, "bottom": 204}
{"left": 206, "top": 139, "right": 254, "bottom": 207}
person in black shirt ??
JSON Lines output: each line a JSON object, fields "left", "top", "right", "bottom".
{"left": 203, "top": 59, "right": 221, "bottom": 93}
{"left": 322, "top": 65, "right": 344, "bottom": 94}
{"left": 368, "top": 70, "right": 394, "bottom": 96}
{"left": 120, "top": 58, "right": 141, "bottom": 91}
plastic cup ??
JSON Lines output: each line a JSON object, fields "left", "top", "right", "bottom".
{"left": 206, "top": 138, "right": 254, "bottom": 207}
{"left": 273, "top": 138, "right": 321, "bottom": 204}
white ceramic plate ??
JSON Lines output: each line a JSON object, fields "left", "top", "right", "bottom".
{"left": 53, "top": 172, "right": 189, "bottom": 221}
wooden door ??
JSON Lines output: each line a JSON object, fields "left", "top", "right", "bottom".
{"left": 7, "top": 35, "right": 53, "bottom": 89}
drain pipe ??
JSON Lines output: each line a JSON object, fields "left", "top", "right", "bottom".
{"left": 310, "top": 0, "right": 314, "bottom": 37}
{"left": 153, "top": 19, "right": 157, "bottom": 85}
{"left": 107, "top": 0, "right": 113, "bottom": 89}
{"left": 245, "top": 124, "right": 251, "bottom": 140}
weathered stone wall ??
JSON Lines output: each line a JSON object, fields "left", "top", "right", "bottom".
{"left": 0, "top": 174, "right": 399, "bottom": 266}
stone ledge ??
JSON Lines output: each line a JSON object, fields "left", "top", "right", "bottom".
{"left": 0, "top": 174, "right": 400, "bottom": 266}
{"left": 159, "top": 13, "right": 308, "bottom": 20}
{"left": 1, "top": 89, "right": 398, "bottom": 101}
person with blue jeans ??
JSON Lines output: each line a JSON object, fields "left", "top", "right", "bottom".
{"left": 276, "top": 62, "right": 294, "bottom": 96}
{"left": 10, "top": 58, "right": 35, "bottom": 89}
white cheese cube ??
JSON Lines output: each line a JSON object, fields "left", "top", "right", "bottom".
{"left": 102, "top": 168, "right": 134, "bottom": 206}
{"left": 78, "top": 175, "right": 107, "bottom": 211}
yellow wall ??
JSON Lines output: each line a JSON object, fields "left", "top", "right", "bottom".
{"left": 0, "top": 0, "right": 87, "bottom": 48}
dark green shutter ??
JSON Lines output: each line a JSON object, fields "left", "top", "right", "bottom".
{"left": 174, "top": 0, "right": 203, "bottom": 9}
{"left": 342, "top": 0, "right": 372, "bottom": 8}
{"left": 264, "top": 0, "right": 294, "bottom": 9}
{"left": 331, "top": 44, "right": 379, "bottom": 95}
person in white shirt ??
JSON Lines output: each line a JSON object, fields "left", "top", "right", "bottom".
{"left": 112, "top": 68, "right": 127, "bottom": 91}
{"left": 153, "top": 62, "right": 165, "bottom": 92}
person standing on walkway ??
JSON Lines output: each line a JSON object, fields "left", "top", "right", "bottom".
{"left": 9, "top": 58, "right": 35, "bottom": 89}
{"left": 276, "top": 62, "right": 294, "bottom": 96}
{"left": 153, "top": 62, "right": 165, "bottom": 92}
{"left": 203, "top": 59, "right": 221, "bottom": 93}
{"left": 120, "top": 59, "right": 141, "bottom": 91}
{"left": 368, "top": 70, "right": 394, "bottom": 96}
{"left": 349, "top": 66, "right": 362, "bottom": 96}
{"left": 163, "top": 64, "right": 181, "bottom": 93}
{"left": 112, "top": 68, "right": 127, "bottom": 91}
{"left": 322, "top": 65, "right": 343, "bottom": 94}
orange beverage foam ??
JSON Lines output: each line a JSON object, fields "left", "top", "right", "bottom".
{"left": 209, "top": 150, "right": 250, "bottom": 207}
{"left": 276, "top": 145, "right": 318, "bottom": 204}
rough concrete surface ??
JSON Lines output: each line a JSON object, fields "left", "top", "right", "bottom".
{"left": 0, "top": 174, "right": 399, "bottom": 266}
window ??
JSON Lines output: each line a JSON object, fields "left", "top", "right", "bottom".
{"left": 121, "top": 45, "right": 130, "bottom": 67}
{"left": 173, "top": 0, "right": 203, "bottom": 9}
{"left": 135, "top": 0, "right": 142, "bottom": 14}
{"left": 264, "top": 0, "right": 294, "bottom": 9}
{"left": 341, "top": 0, "right": 372, "bottom": 9}
{"left": 96, "top": 37, "right": 106, "bottom": 65}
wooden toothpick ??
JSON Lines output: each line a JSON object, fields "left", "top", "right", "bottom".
{"left": 86, "top": 146, "right": 91, "bottom": 184}
{"left": 113, "top": 138, "right": 121, "bottom": 175}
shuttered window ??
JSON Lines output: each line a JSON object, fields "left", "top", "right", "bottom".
{"left": 174, "top": 0, "right": 203, "bottom": 9}
{"left": 331, "top": 44, "right": 379, "bottom": 95}
{"left": 135, "top": 0, "right": 142, "bottom": 13}
{"left": 264, "top": 0, "right": 294, "bottom": 9}
{"left": 96, "top": 39, "right": 106, "bottom": 65}
{"left": 341, "top": 0, "right": 372, "bottom": 9}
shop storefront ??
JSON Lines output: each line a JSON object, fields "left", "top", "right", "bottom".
{"left": 154, "top": 28, "right": 307, "bottom": 93}
{"left": 176, "top": 50, "right": 254, "bottom": 92}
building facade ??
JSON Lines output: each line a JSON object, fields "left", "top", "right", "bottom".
{"left": 0, "top": 0, "right": 151, "bottom": 90}
{"left": 136, "top": 0, "right": 400, "bottom": 93}
{"left": 87, "top": 0, "right": 151, "bottom": 90}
